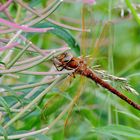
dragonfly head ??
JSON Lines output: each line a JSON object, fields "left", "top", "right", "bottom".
{"left": 56, "top": 52, "right": 73, "bottom": 63}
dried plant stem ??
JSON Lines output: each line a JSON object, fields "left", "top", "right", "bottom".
{"left": 65, "top": 79, "right": 84, "bottom": 127}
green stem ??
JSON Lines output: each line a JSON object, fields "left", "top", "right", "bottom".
{"left": 6, "top": 42, "right": 31, "bottom": 69}
{"left": 0, "top": 52, "right": 53, "bottom": 74}
{"left": 3, "top": 75, "right": 65, "bottom": 129}
{"left": 0, "top": 86, "right": 80, "bottom": 139}
{"left": 125, "top": 0, "right": 140, "bottom": 25}
{"left": 0, "top": 49, "right": 68, "bottom": 74}
{"left": 0, "top": 78, "right": 56, "bottom": 92}
{"left": 108, "top": 0, "right": 114, "bottom": 125}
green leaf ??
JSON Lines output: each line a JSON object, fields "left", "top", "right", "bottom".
{"left": 80, "top": 108, "right": 98, "bottom": 126}
{"left": 0, "top": 62, "right": 5, "bottom": 66}
{"left": 41, "top": 94, "right": 67, "bottom": 118}
{"left": 0, "top": 62, "right": 5, "bottom": 77}
{"left": 0, "top": 85, "right": 23, "bottom": 106}
{"left": 117, "top": 110, "right": 140, "bottom": 121}
{"left": 52, "top": 129, "right": 64, "bottom": 140}
{"left": 33, "top": 134, "right": 51, "bottom": 140}
{"left": 0, "top": 97, "right": 11, "bottom": 115}
{"left": 33, "top": 22, "right": 80, "bottom": 56}
{"left": 125, "top": 0, "right": 140, "bottom": 25}
{"left": 0, "top": 125, "right": 8, "bottom": 140}
{"left": 92, "top": 124, "right": 140, "bottom": 139}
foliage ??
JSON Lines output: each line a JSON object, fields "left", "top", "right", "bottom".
{"left": 0, "top": 0, "right": 140, "bottom": 139}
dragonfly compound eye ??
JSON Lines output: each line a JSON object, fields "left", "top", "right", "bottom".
{"left": 64, "top": 53, "right": 73, "bottom": 62}
{"left": 63, "top": 58, "right": 71, "bottom": 62}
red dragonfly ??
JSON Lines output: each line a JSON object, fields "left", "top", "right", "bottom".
{"left": 53, "top": 52, "right": 140, "bottom": 111}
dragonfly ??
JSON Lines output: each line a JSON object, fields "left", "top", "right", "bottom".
{"left": 53, "top": 52, "right": 140, "bottom": 111}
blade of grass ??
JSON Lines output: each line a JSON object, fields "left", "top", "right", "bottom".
{"left": 0, "top": 97, "right": 11, "bottom": 115}
{"left": 0, "top": 125, "right": 8, "bottom": 140}
{"left": 125, "top": 0, "right": 140, "bottom": 25}
{"left": 108, "top": 0, "right": 114, "bottom": 125}
{"left": 92, "top": 124, "right": 140, "bottom": 138}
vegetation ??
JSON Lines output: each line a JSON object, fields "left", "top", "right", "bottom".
{"left": 0, "top": 0, "right": 140, "bottom": 139}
